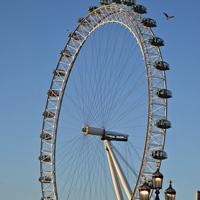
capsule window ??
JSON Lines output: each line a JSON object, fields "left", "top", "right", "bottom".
{"left": 154, "top": 61, "right": 170, "bottom": 71}
{"left": 123, "top": 0, "right": 135, "bottom": 6}
{"left": 149, "top": 37, "right": 164, "bottom": 47}
{"left": 152, "top": 150, "right": 167, "bottom": 160}
{"left": 39, "top": 176, "right": 52, "bottom": 183}
{"left": 142, "top": 18, "right": 157, "bottom": 28}
{"left": 88, "top": 6, "right": 98, "bottom": 13}
{"left": 156, "top": 119, "right": 171, "bottom": 129}
{"left": 157, "top": 89, "right": 172, "bottom": 99}
{"left": 133, "top": 5, "right": 147, "bottom": 14}
{"left": 113, "top": 0, "right": 122, "bottom": 4}
{"left": 100, "top": 0, "right": 109, "bottom": 5}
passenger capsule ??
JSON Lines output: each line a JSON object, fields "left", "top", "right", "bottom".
{"left": 88, "top": 6, "right": 98, "bottom": 13}
{"left": 154, "top": 61, "right": 170, "bottom": 71}
{"left": 152, "top": 150, "right": 168, "bottom": 160}
{"left": 149, "top": 37, "right": 164, "bottom": 47}
{"left": 39, "top": 154, "right": 51, "bottom": 162}
{"left": 39, "top": 176, "right": 52, "bottom": 183}
{"left": 41, "top": 197, "right": 54, "bottom": 200}
{"left": 54, "top": 69, "right": 66, "bottom": 77}
{"left": 40, "top": 132, "right": 53, "bottom": 141}
{"left": 113, "top": 0, "right": 122, "bottom": 4}
{"left": 123, "top": 0, "right": 135, "bottom": 6}
{"left": 142, "top": 18, "right": 157, "bottom": 28}
{"left": 48, "top": 89, "right": 60, "bottom": 97}
{"left": 157, "top": 89, "right": 172, "bottom": 99}
{"left": 156, "top": 119, "right": 171, "bottom": 129}
{"left": 100, "top": 0, "right": 109, "bottom": 5}
{"left": 60, "top": 50, "right": 73, "bottom": 58}
{"left": 43, "top": 111, "right": 55, "bottom": 119}
{"left": 133, "top": 5, "right": 147, "bottom": 14}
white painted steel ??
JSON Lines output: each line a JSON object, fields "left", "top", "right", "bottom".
{"left": 105, "top": 140, "right": 132, "bottom": 200}
{"left": 82, "top": 125, "right": 128, "bottom": 140}
{"left": 104, "top": 140, "right": 124, "bottom": 200}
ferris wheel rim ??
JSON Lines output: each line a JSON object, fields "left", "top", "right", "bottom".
{"left": 39, "top": 3, "right": 170, "bottom": 200}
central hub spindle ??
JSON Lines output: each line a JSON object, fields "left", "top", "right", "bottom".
{"left": 82, "top": 124, "right": 128, "bottom": 142}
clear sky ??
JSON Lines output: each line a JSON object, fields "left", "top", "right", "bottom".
{"left": 0, "top": 0, "right": 200, "bottom": 200}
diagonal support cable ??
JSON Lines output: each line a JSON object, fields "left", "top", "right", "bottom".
{"left": 112, "top": 145, "right": 138, "bottom": 178}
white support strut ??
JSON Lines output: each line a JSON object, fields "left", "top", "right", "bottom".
{"left": 104, "top": 140, "right": 132, "bottom": 200}
{"left": 104, "top": 140, "right": 124, "bottom": 200}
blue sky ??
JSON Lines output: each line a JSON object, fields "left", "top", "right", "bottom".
{"left": 0, "top": 0, "right": 200, "bottom": 200}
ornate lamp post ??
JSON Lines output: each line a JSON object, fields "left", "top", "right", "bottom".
{"left": 139, "top": 173, "right": 176, "bottom": 200}
{"left": 139, "top": 179, "right": 151, "bottom": 200}
{"left": 165, "top": 181, "right": 176, "bottom": 200}
{"left": 152, "top": 168, "right": 163, "bottom": 200}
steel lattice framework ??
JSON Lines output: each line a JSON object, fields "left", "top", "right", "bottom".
{"left": 39, "top": 3, "right": 171, "bottom": 200}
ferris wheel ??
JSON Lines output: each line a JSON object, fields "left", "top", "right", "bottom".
{"left": 39, "top": 1, "right": 172, "bottom": 200}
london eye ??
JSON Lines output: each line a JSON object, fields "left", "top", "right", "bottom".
{"left": 39, "top": 1, "right": 172, "bottom": 199}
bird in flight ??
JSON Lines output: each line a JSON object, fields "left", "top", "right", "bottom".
{"left": 163, "top": 12, "right": 175, "bottom": 20}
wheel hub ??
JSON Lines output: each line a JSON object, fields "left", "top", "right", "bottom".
{"left": 82, "top": 124, "right": 128, "bottom": 142}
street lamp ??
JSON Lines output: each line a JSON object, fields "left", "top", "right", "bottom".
{"left": 139, "top": 173, "right": 176, "bottom": 200}
{"left": 139, "top": 179, "right": 151, "bottom": 200}
{"left": 165, "top": 181, "right": 176, "bottom": 200}
{"left": 152, "top": 168, "right": 163, "bottom": 200}
{"left": 152, "top": 168, "right": 163, "bottom": 189}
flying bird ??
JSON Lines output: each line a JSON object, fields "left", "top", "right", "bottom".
{"left": 163, "top": 12, "right": 175, "bottom": 20}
